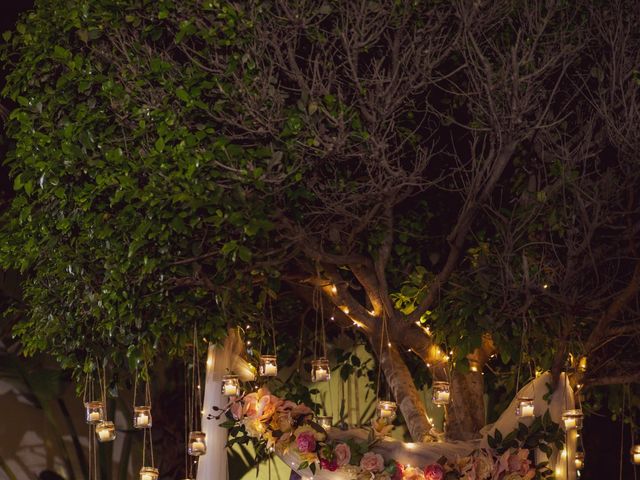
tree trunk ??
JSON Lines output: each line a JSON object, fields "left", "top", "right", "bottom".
{"left": 377, "top": 343, "right": 433, "bottom": 441}
{"left": 445, "top": 370, "right": 485, "bottom": 440}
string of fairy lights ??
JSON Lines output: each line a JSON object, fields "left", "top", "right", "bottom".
{"left": 78, "top": 281, "right": 639, "bottom": 479}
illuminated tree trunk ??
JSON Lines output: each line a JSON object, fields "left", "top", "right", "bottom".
{"left": 378, "top": 343, "right": 433, "bottom": 441}
{"left": 446, "top": 370, "right": 485, "bottom": 440}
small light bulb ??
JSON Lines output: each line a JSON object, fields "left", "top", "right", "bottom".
{"left": 330, "top": 285, "right": 337, "bottom": 294}
{"left": 387, "top": 342, "right": 391, "bottom": 347}
{"left": 543, "top": 284, "right": 549, "bottom": 289}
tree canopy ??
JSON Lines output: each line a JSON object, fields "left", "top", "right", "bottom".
{"left": 1, "top": 0, "right": 639, "bottom": 441}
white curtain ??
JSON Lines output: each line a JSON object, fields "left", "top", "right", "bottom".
{"left": 197, "top": 330, "right": 255, "bottom": 480}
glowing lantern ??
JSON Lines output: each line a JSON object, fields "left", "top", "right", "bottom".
{"left": 139, "top": 467, "right": 159, "bottom": 480}
{"left": 95, "top": 421, "right": 116, "bottom": 442}
{"left": 85, "top": 401, "right": 105, "bottom": 424}
{"left": 432, "top": 381, "right": 451, "bottom": 405}
{"left": 311, "top": 358, "right": 330, "bottom": 382}
{"left": 134, "top": 405, "right": 152, "bottom": 429}
{"left": 259, "top": 355, "right": 278, "bottom": 377}
{"left": 561, "top": 409, "right": 584, "bottom": 430}
{"left": 187, "top": 431, "right": 207, "bottom": 456}
{"left": 221, "top": 375, "right": 240, "bottom": 396}
{"left": 516, "top": 396, "right": 535, "bottom": 417}
{"left": 376, "top": 400, "right": 397, "bottom": 421}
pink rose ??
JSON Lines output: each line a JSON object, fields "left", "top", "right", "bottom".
{"left": 360, "top": 452, "right": 385, "bottom": 473}
{"left": 296, "top": 432, "right": 316, "bottom": 453}
{"left": 495, "top": 449, "right": 535, "bottom": 479}
{"left": 424, "top": 463, "right": 444, "bottom": 480}
{"left": 230, "top": 400, "right": 244, "bottom": 420}
{"left": 334, "top": 443, "right": 351, "bottom": 467}
{"left": 320, "top": 458, "right": 338, "bottom": 471}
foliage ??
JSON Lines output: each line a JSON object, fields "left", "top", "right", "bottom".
{"left": 1, "top": 0, "right": 639, "bottom": 444}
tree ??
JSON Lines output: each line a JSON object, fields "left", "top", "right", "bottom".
{"left": 1, "top": 0, "right": 639, "bottom": 446}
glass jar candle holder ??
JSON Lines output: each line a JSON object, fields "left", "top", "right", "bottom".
{"left": 187, "top": 431, "right": 207, "bottom": 456}
{"left": 561, "top": 409, "right": 584, "bottom": 430}
{"left": 311, "top": 358, "right": 330, "bottom": 382}
{"left": 316, "top": 415, "right": 333, "bottom": 429}
{"left": 139, "top": 467, "right": 159, "bottom": 480}
{"left": 134, "top": 405, "right": 152, "bottom": 429}
{"left": 575, "top": 451, "right": 585, "bottom": 470}
{"left": 516, "top": 396, "right": 535, "bottom": 417}
{"left": 577, "top": 356, "right": 587, "bottom": 373}
{"left": 85, "top": 401, "right": 105, "bottom": 424}
{"left": 221, "top": 375, "right": 240, "bottom": 396}
{"left": 631, "top": 445, "right": 640, "bottom": 465}
{"left": 95, "top": 421, "right": 116, "bottom": 442}
{"left": 432, "top": 381, "right": 451, "bottom": 406}
{"left": 259, "top": 355, "right": 278, "bottom": 377}
{"left": 376, "top": 400, "right": 397, "bottom": 421}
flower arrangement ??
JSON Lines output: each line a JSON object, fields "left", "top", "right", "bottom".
{"left": 223, "top": 387, "right": 545, "bottom": 480}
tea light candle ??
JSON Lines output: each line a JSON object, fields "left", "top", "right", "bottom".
{"left": 137, "top": 413, "right": 149, "bottom": 427}
{"left": 188, "top": 431, "right": 207, "bottom": 456}
{"left": 139, "top": 467, "right": 159, "bottom": 480}
{"left": 311, "top": 358, "right": 331, "bottom": 382}
{"left": 223, "top": 383, "right": 238, "bottom": 396}
{"left": 436, "top": 390, "right": 450, "bottom": 403}
{"left": 264, "top": 363, "right": 277, "bottom": 376}
{"left": 521, "top": 404, "right": 534, "bottom": 417}
{"left": 221, "top": 375, "right": 240, "bottom": 397}
{"left": 192, "top": 441, "right": 205, "bottom": 454}
{"left": 98, "top": 428, "right": 111, "bottom": 442}
{"left": 90, "top": 412, "right": 101, "bottom": 422}
{"left": 631, "top": 445, "right": 640, "bottom": 465}
{"left": 432, "top": 381, "right": 451, "bottom": 406}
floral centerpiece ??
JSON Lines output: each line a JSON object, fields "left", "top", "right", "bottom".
{"left": 222, "top": 387, "right": 549, "bottom": 480}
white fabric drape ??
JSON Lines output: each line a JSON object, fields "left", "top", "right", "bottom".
{"left": 197, "top": 330, "right": 255, "bottom": 480}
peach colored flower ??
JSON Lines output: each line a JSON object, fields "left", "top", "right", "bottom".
{"left": 334, "top": 443, "right": 351, "bottom": 466}
{"left": 360, "top": 452, "right": 385, "bottom": 473}
{"left": 371, "top": 417, "right": 394, "bottom": 438}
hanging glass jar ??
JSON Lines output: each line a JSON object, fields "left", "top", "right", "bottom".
{"left": 316, "top": 415, "right": 332, "bottom": 429}
{"left": 577, "top": 356, "right": 587, "bottom": 373}
{"left": 376, "top": 400, "right": 397, "bottom": 421}
{"left": 139, "top": 467, "right": 159, "bottom": 480}
{"left": 85, "top": 401, "right": 105, "bottom": 424}
{"left": 561, "top": 409, "right": 584, "bottom": 430}
{"left": 631, "top": 445, "right": 640, "bottom": 465}
{"left": 187, "top": 431, "right": 207, "bottom": 456}
{"left": 134, "top": 405, "right": 152, "bottom": 429}
{"left": 221, "top": 375, "right": 240, "bottom": 396}
{"left": 432, "top": 381, "right": 451, "bottom": 405}
{"left": 574, "top": 451, "right": 585, "bottom": 470}
{"left": 311, "top": 358, "right": 330, "bottom": 382}
{"left": 516, "top": 396, "right": 535, "bottom": 417}
{"left": 259, "top": 355, "right": 278, "bottom": 377}
{"left": 95, "top": 421, "right": 116, "bottom": 442}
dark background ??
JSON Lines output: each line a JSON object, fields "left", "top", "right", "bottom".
{"left": 0, "top": 1, "right": 636, "bottom": 479}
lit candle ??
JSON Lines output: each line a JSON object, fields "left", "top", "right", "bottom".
{"left": 315, "top": 367, "right": 328, "bottom": 381}
{"left": 223, "top": 384, "right": 238, "bottom": 396}
{"left": 137, "top": 413, "right": 149, "bottom": 427}
{"left": 89, "top": 411, "right": 101, "bottom": 422}
{"left": 263, "top": 363, "right": 277, "bottom": 376}
{"left": 634, "top": 453, "right": 640, "bottom": 464}
{"left": 564, "top": 418, "right": 576, "bottom": 429}
{"left": 141, "top": 474, "right": 153, "bottom": 480}
{"left": 436, "top": 390, "right": 450, "bottom": 403}
{"left": 379, "top": 408, "right": 394, "bottom": 418}
{"left": 521, "top": 404, "right": 534, "bottom": 417}
{"left": 97, "top": 428, "right": 111, "bottom": 442}
{"left": 191, "top": 441, "right": 206, "bottom": 454}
